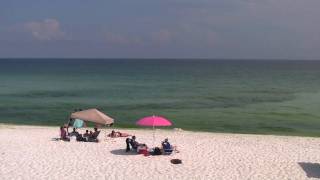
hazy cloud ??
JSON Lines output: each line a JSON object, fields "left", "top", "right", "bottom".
{"left": 105, "top": 32, "right": 142, "bottom": 46}
{"left": 1, "top": 0, "right": 320, "bottom": 59}
{"left": 24, "top": 19, "right": 65, "bottom": 41}
{"left": 151, "top": 29, "right": 172, "bottom": 44}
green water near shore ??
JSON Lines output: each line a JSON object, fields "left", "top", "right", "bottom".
{"left": 1, "top": 59, "right": 320, "bottom": 136}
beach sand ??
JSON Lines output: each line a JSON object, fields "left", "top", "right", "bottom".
{"left": 0, "top": 125, "right": 320, "bottom": 180}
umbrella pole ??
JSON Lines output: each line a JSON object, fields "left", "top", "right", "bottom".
{"left": 104, "top": 124, "right": 109, "bottom": 141}
{"left": 104, "top": 124, "right": 107, "bottom": 142}
{"left": 153, "top": 125, "right": 155, "bottom": 147}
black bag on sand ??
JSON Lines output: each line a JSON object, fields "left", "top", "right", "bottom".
{"left": 171, "top": 159, "right": 182, "bottom": 164}
{"left": 153, "top": 147, "right": 162, "bottom": 155}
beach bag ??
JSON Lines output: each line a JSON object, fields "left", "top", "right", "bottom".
{"left": 153, "top": 147, "right": 162, "bottom": 155}
{"left": 171, "top": 159, "right": 182, "bottom": 164}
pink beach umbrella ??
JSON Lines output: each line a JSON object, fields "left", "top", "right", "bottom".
{"left": 136, "top": 115, "right": 172, "bottom": 146}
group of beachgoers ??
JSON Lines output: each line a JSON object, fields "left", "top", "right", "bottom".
{"left": 59, "top": 126, "right": 100, "bottom": 142}
{"left": 125, "top": 136, "right": 176, "bottom": 155}
{"left": 59, "top": 108, "right": 177, "bottom": 155}
{"left": 59, "top": 126, "right": 177, "bottom": 155}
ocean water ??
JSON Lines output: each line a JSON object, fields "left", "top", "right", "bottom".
{"left": 1, "top": 59, "right": 320, "bottom": 136}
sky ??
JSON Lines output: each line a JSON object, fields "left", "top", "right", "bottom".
{"left": 0, "top": 0, "right": 320, "bottom": 59}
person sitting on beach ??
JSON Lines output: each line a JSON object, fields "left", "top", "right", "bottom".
{"left": 91, "top": 127, "right": 100, "bottom": 138}
{"left": 161, "top": 138, "right": 173, "bottom": 154}
{"left": 130, "top": 136, "right": 140, "bottom": 150}
{"left": 125, "top": 138, "right": 131, "bottom": 152}
{"left": 76, "top": 133, "right": 85, "bottom": 142}
{"left": 88, "top": 127, "right": 100, "bottom": 142}
{"left": 60, "top": 126, "right": 70, "bottom": 141}
{"left": 83, "top": 130, "right": 90, "bottom": 138}
{"left": 69, "top": 128, "right": 79, "bottom": 137}
{"left": 126, "top": 136, "right": 142, "bottom": 152}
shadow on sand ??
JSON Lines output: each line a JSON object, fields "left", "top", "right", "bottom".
{"left": 110, "top": 149, "right": 139, "bottom": 156}
{"left": 298, "top": 162, "right": 320, "bottom": 178}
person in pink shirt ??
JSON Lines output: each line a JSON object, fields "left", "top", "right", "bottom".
{"left": 60, "top": 126, "right": 70, "bottom": 141}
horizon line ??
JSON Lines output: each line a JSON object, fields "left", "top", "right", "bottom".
{"left": 0, "top": 57, "right": 320, "bottom": 61}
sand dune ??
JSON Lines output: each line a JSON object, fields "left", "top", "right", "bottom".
{"left": 0, "top": 125, "right": 320, "bottom": 180}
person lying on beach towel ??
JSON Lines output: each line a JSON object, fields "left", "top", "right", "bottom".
{"left": 108, "top": 130, "right": 130, "bottom": 138}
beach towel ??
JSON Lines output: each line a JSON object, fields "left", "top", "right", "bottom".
{"left": 73, "top": 119, "right": 84, "bottom": 128}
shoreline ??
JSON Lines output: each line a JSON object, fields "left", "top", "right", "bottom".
{"left": 1, "top": 123, "right": 320, "bottom": 138}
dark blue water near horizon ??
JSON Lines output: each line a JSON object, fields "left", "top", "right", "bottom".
{"left": 1, "top": 58, "right": 320, "bottom": 136}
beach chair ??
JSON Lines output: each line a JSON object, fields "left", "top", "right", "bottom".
{"left": 88, "top": 131, "right": 100, "bottom": 142}
{"left": 163, "top": 148, "right": 173, "bottom": 155}
{"left": 162, "top": 142, "right": 174, "bottom": 155}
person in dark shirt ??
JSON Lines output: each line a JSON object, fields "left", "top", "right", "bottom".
{"left": 130, "top": 136, "right": 139, "bottom": 149}
{"left": 91, "top": 127, "right": 100, "bottom": 138}
{"left": 126, "top": 136, "right": 143, "bottom": 152}
{"left": 88, "top": 127, "right": 100, "bottom": 142}
{"left": 69, "top": 128, "right": 79, "bottom": 137}
{"left": 125, "top": 138, "right": 131, "bottom": 152}
{"left": 83, "top": 130, "right": 90, "bottom": 137}
{"left": 161, "top": 138, "right": 173, "bottom": 154}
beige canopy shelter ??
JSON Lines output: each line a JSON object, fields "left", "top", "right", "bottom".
{"left": 70, "top": 108, "right": 114, "bottom": 125}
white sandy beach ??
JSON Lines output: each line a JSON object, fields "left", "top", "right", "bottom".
{"left": 0, "top": 125, "right": 320, "bottom": 180}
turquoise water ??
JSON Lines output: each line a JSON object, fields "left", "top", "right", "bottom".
{"left": 1, "top": 59, "right": 320, "bottom": 136}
